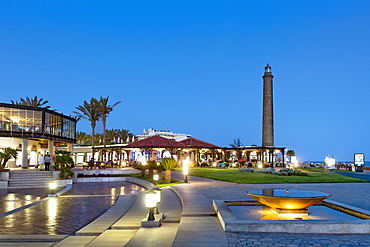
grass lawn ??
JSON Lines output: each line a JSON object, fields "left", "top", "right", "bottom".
{"left": 185, "top": 168, "right": 368, "bottom": 184}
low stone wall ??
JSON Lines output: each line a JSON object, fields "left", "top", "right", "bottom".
{"left": 56, "top": 179, "right": 73, "bottom": 187}
{"left": 73, "top": 176, "right": 154, "bottom": 190}
{"left": 0, "top": 181, "right": 8, "bottom": 189}
{"left": 73, "top": 168, "right": 140, "bottom": 176}
{"left": 52, "top": 171, "right": 60, "bottom": 180}
{"left": 0, "top": 172, "right": 9, "bottom": 181}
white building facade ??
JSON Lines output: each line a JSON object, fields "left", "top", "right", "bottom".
{"left": 137, "top": 129, "right": 191, "bottom": 142}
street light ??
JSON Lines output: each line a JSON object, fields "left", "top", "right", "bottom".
{"left": 145, "top": 190, "right": 157, "bottom": 221}
{"left": 49, "top": 181, "right": 57, "bottom": 197}
{"left": 151, "top": 187, "right": 162, "bottom": 214}
{"left": 183, "top": 159, "right": 189, "bottom": 183}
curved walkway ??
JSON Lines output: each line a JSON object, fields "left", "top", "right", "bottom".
{"left": 171, "top": 171, "right": 370, "bottom": 247}
{"left": 1, "top": 172, "right": 370, "bottom": 246}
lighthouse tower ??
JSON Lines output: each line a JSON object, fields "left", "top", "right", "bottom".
{"left": 262, "top": 64, "right": 274, "bottom": 147}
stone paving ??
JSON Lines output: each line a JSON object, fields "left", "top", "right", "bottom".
{"left": 1, "top": 171, "right": 370, "bottom": 246}
{"left": 0, "top": 182, "right": 145, "bottom": 235}
{"left": 171, "top": 171, "right": 370, "bottom": 247}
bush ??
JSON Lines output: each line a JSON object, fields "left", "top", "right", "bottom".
{"left": 238, "top": 167, "right": 308, "bottom": 177}
{"left": 239, "top": 168, "right": 276, "bottom": 174}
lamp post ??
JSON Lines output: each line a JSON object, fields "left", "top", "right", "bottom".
{"left": 183, "top": 159, "right": 189, "bottom": 183}
{"left": 145, "top": 190, "right": 157, "bottom": 221}
{"left": 49, "top": 181, "right": 57, "bottom": 197}
{"left": 151, "top": 187, "right": 162, "bottom": 214}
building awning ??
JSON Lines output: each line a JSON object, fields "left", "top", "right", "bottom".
{"left": 179, "top": 137, "right": 220, "bottom": 148}
{"left": 126, "top": 135, "right": 185, "bottom": 148}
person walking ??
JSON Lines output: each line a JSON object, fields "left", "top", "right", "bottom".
{"left": 44, "top": 153, "right": 52, "bottom": 171}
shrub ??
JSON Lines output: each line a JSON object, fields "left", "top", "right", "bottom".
{"left": 161, "top": 158, "right": 178, "bottom": 183}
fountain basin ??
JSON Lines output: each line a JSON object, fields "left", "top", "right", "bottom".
{"left": 213, "top": 199, "right": 370, "bottom": 233}
{"left": 246, "top": 189, "right": 331, "bottom": 214}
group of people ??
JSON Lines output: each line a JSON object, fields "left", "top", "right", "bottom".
{"left": 36, "top": 153, "right": 52, "bottom": 171}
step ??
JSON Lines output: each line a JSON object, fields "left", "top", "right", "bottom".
{"left": 9, "top": 171, "right": 53, "bottom": 174}
{"left": 9, "top": 177, "right": 53, "bottom": 182}
{"left": 8, "top": 181, "right": 50, "bottom": 187}
{"left": 8, "top": 185, "right": 50, "bottom": 189}
{"left": 9, "top": 172, "right": 53, "bottom": 177}
{"left": 8, "top": 180, "right": 52, "bottom": 184}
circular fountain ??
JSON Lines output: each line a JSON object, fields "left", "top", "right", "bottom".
{"left": 246, "top": 189, "right": 331, "bottom": 214}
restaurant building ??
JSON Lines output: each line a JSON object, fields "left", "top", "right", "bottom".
{"left": 0, "top": 103, "right": 77, "bottom": 168}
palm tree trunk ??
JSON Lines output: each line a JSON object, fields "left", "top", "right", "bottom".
{"left": 165, "top": 170, "right": 171, "bottom": 183}
{"left": 91, "top": 122, "right": 95, "bottom": 161}
{"left": 0, "top": 161, "right": 6, "bottom": 171}
{"left": 103, "top": 116, "right": 107, "bottom": 147}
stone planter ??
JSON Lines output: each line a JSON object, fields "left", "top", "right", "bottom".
{"left": 0, "top": 180, "right": 8, "bottom": 189}
{"left": 52, "top": 171, "right": 61, "bottom": 180}
{"left": 0, "top": 171, "right": 9, "bottom": 181}
{"left": 56, "top": 179, "right": 73, "bottom": 187}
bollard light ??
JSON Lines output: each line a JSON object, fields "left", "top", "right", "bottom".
{"left": 183, "top": 159, "right": 189, "bottom": 183}
{"left": 153, "top": 174, "right": 159, "bottom": 185}
{"left": 151, "top": 187, "right": 162, "bottom": 214}
{"left": 145, "top": 190, "right": 157, "bottom": 221}
{"left": 49, "top": 181, "right": 57, "bottom": 195}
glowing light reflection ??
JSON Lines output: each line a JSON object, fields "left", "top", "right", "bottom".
{"left": 48, "top": 198, "right": 58, "bottom": 233}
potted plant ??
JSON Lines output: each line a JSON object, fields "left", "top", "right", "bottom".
{"left": 0, "top": 147, "right": 17, "bottom": 172}
{"left": 55, "top": 150, "right": 75, "bottom": 179}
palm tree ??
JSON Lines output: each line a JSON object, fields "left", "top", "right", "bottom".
{"left": 230, "top": 138, "right": 243, "bottom": 148}
{"left": 106, "top": 128, "right": 118, "bottom": 143}
{"left": 70, "top": 114, "right": 82, "bottom": 122}
{"left": 95, "top": 96, "right": 121, "bottom": 147}
{"left": 94, "top": 133, "right": 103, "bottom": 144}
{"left": 11, "top": 96, "right": 51, "bottom": 109}
{"left": 76, "top": 131, "right": 90, "bottom": 146}
{"left": 55, "top": 150, "right": 75, "bottom": 179}
{"left": 0, "top": 147, "right": 18, "bottom": 171}
{"left": 286, "top": 150, "right": 296, "bottom": 163}
{"left": 128, "top": 133, "right": 137, "bottom": 143}
{"left": 10, "top": 100, "right": 21, "bottom": 105}
{"left": 161, "top": 158, "right": 178, "bottom": 183}
{"left": 74, "top": 99, "right": 101, "bottom": 160}
{"left": 117, "top": 129, "right": 131, "bottom": 143}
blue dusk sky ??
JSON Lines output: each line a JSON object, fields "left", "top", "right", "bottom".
{"left": 1, "top": 1, "right": 369, "bottom": 162}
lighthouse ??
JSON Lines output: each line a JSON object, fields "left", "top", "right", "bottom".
{"left": 262, "top": 64, "right": 274, "bottom": 147}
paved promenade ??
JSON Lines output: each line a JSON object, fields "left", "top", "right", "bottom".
{"left": 171, "top": 171, "right": 370, "bottom": 247}
{"left": 1, "top": 171, "right": 370, "bottom": 246}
